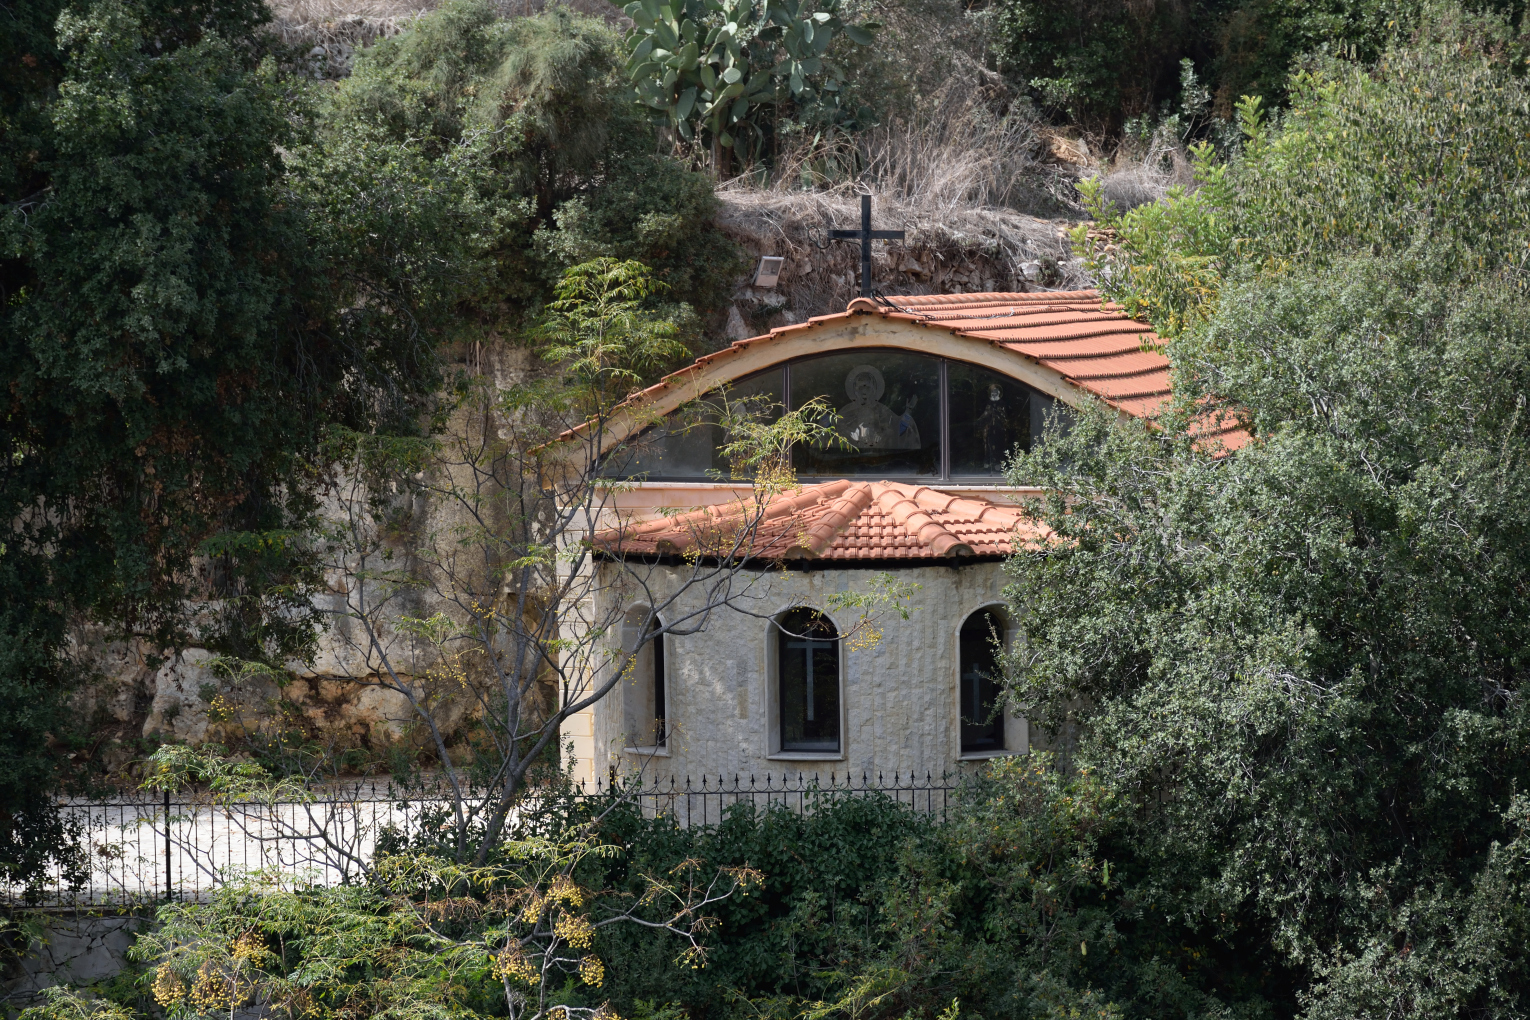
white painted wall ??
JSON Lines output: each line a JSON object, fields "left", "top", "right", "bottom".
{"left": 578, "top": 559, "right": 1027, "bottom": 784}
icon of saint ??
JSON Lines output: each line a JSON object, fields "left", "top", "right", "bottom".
{"left": 977, "top": 382, "right": 1008, "bottom": 469}
{"left": 836, "top": 365, "right": 920, "bottom": 450}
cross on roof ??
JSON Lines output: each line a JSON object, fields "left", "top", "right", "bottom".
{"left": 830, "top": 194, "right": 905, "bottom": 299}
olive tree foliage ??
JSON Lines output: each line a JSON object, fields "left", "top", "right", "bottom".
{"left": 1073, "top": 8, "right": 1530, "bottom": 339}
{"left": 619, "top": 0, "right": 878, "bottom": 158}
{"left": 1003, "top": 11, "right": 1530, "bottom": 1016}
{"left": 0, "top": 0, "right": 484, "bottom": 885}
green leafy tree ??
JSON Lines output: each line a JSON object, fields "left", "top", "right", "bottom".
{"left": 1075, "top": 10, "right": 1530, "bottom": 337}
{"left": 0, "top": 0, "right": 484, "bottom": 885}
{"left": 989, "top": 0, "right": 1193, "bottom": 130}
{"left": 1009, "top": 10, "right": 1530, "bottom": 1015}
{"left": 326, "top": 0, "right": 747, "bottom": 318}
{"left": 988, "top": 0, "right": 1523, "bottom": 134}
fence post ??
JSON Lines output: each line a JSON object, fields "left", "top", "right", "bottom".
{"left": 163, "top": 788, "right": 172, "bottom": 901}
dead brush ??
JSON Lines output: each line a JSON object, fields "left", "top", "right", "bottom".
{"left": 266, "top": 0, "right": 431, "bottom": 74}
{"left": 1096, "top": 135, "right": 1196, "bottom": 214}
{"left": 714, "top": 89, "right": 1092, "bottom": 318}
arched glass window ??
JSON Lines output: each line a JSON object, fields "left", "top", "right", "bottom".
{"left": 622, "top": 610, "right": 666, "bottom": 749}
{"left": 604, "top": 369, "right": 783, "bottom": 479}
{"left": 959, "top": 608, "right": 1006, "bottom": 753}
{"left": 790, "top": 351, "right": 942, "bottom": 477}
{"left": 602, "top": 352, "right": 1065, "bottom": 482}
{"left": 777, "top": 609, "right": 840, "bottom": 753}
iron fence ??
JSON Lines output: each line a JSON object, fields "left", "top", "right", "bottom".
{"left": 621, "top": 769, "right": 958, "bottom": 827}
{"left": 2, "top": 770, "right": 959, "bottom": 911}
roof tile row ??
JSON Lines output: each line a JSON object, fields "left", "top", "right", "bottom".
{"left": 594, "top": 480, "right": 1046, "bottom": 563}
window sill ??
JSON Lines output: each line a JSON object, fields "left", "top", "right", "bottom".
{"left": 957, "top": 748, "right": 1017, "bottom": 761}
{"left": 767, "top": 751, "right": 846, "bottom": 762}
{"left": 623, "top": 746, "right": 671, "bottom": 758}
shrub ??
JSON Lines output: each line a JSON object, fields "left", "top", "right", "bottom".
{"left": 323, "top": 0, "right": 748, "bottom": 323}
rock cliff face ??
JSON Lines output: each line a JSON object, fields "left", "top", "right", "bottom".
{"left": 73, "top": 614, "right": 447, "bottom": 773}
{"left": 72, "top": 344, "right": 542, "bottom": 776}
{"left": 711, "top": 190, "right": 1086, "bottom": 342}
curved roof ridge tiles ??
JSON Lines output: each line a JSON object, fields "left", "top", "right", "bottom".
{"left": 890, "top": 290, "right": 1100, "bottom": 307}
{"left": 869, "top": 482, "right": 975, "bottom": 558}
{"left": 787, "top": 483, "right": 875, "bottom": 558}
{"left": 593, "top": 479, "right": 1045, "bottom": 562}
{"left": 889, "top": 303, "right": 1110, "bottom": 324}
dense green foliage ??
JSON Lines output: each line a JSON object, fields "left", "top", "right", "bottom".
{"left": 71, "top": 768, "right": 1290, "bottom": 1020}
{"left": 326, "top": 0, "right": 746, "bottom": 317}
{"left": 990, "top": 0, "right": 1528, "bottom": 131}
{"left": 996, "top": 9, "right": 1530, "bottom": 1015}
{"left": 1079, "top": 11, "right": 1530, "bottom": 336}
{"left": 17, "top": 2, "right": 1530, "bottom": 1017}
{"left": 0, "top": 0, "right": 486, "bottom": 883}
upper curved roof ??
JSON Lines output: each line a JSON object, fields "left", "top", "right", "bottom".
{"left": 870, "top": 291, "right": 1169, "bottom": 417}
{"left": 589, "top": 289, "right": 1245, "bottom": 456}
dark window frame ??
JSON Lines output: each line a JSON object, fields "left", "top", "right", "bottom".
{"left": 776, "top": 609, "right": 841, "bottom": 754}
{"left": 959, "top": 607, "right": 1007, "bottom": 754}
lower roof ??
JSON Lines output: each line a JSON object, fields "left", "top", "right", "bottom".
{"left": 593, "top": 479, "right": 1046, "bottom": 564}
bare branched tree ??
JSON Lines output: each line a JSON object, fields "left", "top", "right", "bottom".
{"left": 197, "top": 258, "right": 918, "bottom": 865}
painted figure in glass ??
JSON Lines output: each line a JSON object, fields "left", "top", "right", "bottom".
{"left": 835, "top": 364, "right": 921, "bottom": 451}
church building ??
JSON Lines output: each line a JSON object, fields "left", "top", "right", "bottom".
{"left": 560, "top": 290, "right": 1231, "bottom": 787}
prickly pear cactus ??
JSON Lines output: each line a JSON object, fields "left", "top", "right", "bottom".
{"left": 620, "top": 0, "right": 876, "bottom": 153}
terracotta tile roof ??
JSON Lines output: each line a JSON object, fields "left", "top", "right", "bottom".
{"left": 865, "top": 292, "right": 1245, "bottom": 451}
{"left": 574, "top": 289, "right": 1247, "bottom": 456}
{"left": 593, "top": 479, "right": 1046, "bottom": 563}
{"left": 870, "top": 291, "right": 1174, "bottom": 417}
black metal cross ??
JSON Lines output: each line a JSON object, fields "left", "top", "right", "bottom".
{"left": 830, "top": 194, "right": 905, "bottom": 298}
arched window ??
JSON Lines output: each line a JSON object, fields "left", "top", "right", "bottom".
{"left": 602, "top": 353, "right": 1064, "bottom": 482}
{"left": 622, "top": 610, "right": 666, "bottom": 749}
{"left": 959, "top": 608, "right": 1006, "bottom": 753}
{"left": 776, "top": 609, "right": 840, "bottom": 753}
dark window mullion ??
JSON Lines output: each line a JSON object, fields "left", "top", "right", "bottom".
{"left": 938, "top": 359, "right": 950, "bottom": 481}
{"left": 782, "top": 362, "right": 793, "bottom": 475}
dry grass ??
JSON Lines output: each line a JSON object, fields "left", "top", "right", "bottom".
{"left": 1096, "top": 137, "right": 1197, "bottom": 214}
{"left": 271, "top": 0, "right": 437, "bottom": 20}
{"left": 712, "top": 88, "right": 1094, "bottom": 324}
{"left": 266, "top": 0, "right": 432, "bottom": 73}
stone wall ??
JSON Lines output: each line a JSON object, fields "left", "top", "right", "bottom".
{"left": 2, "top": 915, "right": 146, "bottom": 1011}
{"left": 712, "top": 190, "right": 1087, "bottom": 344}
{"left": 577, "top": 559, "right": 1028, "bottom": 785}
